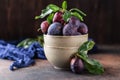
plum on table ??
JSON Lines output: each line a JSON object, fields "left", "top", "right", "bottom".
{"left": 70, "top": 56, "right": 84, "bottom": 74}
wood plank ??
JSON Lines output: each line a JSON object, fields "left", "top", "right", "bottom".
{"left": 0, "top": 53, "right": 120, "bottom": 80}
{"left": 0, "top": 0, "right": 120, "bottom": 44}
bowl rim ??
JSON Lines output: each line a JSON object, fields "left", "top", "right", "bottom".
{"left": 44, "top": 34, "right": 88, "bottom": 38}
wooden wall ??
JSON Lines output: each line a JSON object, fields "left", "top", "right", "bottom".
{"left": 0, "top": 0, "right": 120, "bottom": 44}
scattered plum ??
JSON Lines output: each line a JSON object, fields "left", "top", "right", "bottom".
{"left": 40, "top": 21, "right": 49, "bottom": 34}
{"left": 78, "top": 22, "right": 88, "bottom": 34}
{"left": 70, "top": 56, "right": 84, "bottom": 74}
{"left": 47, "top": 22, "right": 63, "bottom": 35}
{"left": 63, "top": 23, "right": 81, "bottom": 36}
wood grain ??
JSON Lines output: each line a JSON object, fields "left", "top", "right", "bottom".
{"left": 0, "top": 0, "right": 120, "bottom": 44}
{"left": 0, "top": 53, "right": 120, "bottom": 80}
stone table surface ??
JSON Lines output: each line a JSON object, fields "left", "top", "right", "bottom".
{"left": 0, "top": 46, "right": 120, "bottom": 80}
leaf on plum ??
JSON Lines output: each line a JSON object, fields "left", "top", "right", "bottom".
{"left": 63, "top": 11, "right": 71, "bottom": 22}
{"left": 71, "top": 12, "right": 84, "bottom": 21}
{"left": 78, "top": 40, "right": 95, "bottom": 53}
{"left": 62, "top": 1, "right": 67, "bottom": 10}
{"left": 35, "top": 9, "right": 53, "bottom": 19}
{"left": 47, "top": 4, "right": 60, "bottom": 12}
{"left": 77, "top": 40, "right": 104, "bottom": 74}
{"left": 47, "top": 13, "right": 54, "bottom": 24}
{"left": 70, "top": 8, "right": 86, "bottom": 16}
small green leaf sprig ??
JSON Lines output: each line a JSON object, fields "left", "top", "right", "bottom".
{"left": 76, "top": 41, "right": 104, "bottom": 75}
{"left": 35, "top": 1, "right": 86, "bottom": 24}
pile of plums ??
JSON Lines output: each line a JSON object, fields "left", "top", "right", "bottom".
{"left": 40, "top": 11, "right": 88, "bottom": 36}
{"left": 40, "top": 12, "right": 88, "bottom": 74}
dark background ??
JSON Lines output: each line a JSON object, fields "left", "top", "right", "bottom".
{"left": 0, "top": 0, "right": 120, "bottom": 44}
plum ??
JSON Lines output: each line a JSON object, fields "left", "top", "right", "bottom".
{"left": 69, "top": 16, "right": 81, "bottom": 28}
{"left": 40, "top": 21, "right": 49, "bottom": 34}
{"left": 78, "top": 22, "right": 88, "bottom": 34}
{"left": 70, "top": 56, "right": 84, "bottom": 74}
{"left": 53, "top": 12, "right": 63, "bottom": 22}
{"left": 47, "top": 22, "right": 63, "bottom": 35}
{"left": 63, "top": 23, "right": 81, "bottom": 36}
{"left": 53, "top": 12, "right": 65, "bottom": 25}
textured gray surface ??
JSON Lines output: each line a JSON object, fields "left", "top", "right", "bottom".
{"left": 0, "top": 53, "right": 120, "bottom": 80}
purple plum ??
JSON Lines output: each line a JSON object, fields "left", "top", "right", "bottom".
{"left": 47, "top": 22, "right": 63, "bottom": 35}
{"left": 78, "top": 22, "right": 88, "bottom": 34}
{"left": 63, "top": 23, "right": 81, "bottom": 36}
{"left": 70, "top": 56, "right": 84, "bottom": 74}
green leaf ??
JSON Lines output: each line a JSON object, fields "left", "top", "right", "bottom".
{"left": 37, "top": 35, "right": 44, "bottom": 47}
{"left": 62, "top": 1, "right": 67, "bottom": 10}
{"left": 78, "top": 40, "right": 95, "bottom": 53}
{"left": 35, "top": 16, "right": 41, "bottom": 20}
{"left": 47, "top": 13, "right": 54, "bottom": 24}
{"left": 84, "top": 58, "right": 104, "bottom": 74}
{"left": 35, "top": 4, "right": 60, "bottom": 19}
{"left": 17, "top": 38, "right": 37, "bottom": 48}
{"left": 77, "top": 53, "right": 104, "bottom": 74}
{"left": 77, "top": 53, "right": 88, "bottom": 60}
{"left": 77, "top": 40, "right": 104, "bottom": 74}
{"left": 71, "top": 12, "right": 84, "bottom": 21}
{"left": 35, "top": 8, "right": 53, "bottom": 19}
{"left": 70, "top": 8, "right": 86, "bottom": 16}
{"left": 47, "top": 4, "right": 60, "bottom": 12}
{"left": 63, "top": 11, "right": 71, "bottom": 22}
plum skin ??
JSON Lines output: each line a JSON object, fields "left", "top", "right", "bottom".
{"left": 53, "top": 12, "right": 63, "bottom": 23}
{"left": 78, "top": 22, "right": 88, "bottom": 34}
{"left": 63, "top": 23, "right": 81, "bottom": 36}
{"left": 47, "top": 22, "right": 63, "bottom": 35}
{"left": 40, "top": 21, "right": 49, "bottom": 34}
{"left": 53, "top": 11, "right": 65, "bottom": 25}
{"left": 70, "top": 57, "right": 84, "bottom": 74}
{"left": 68, "top": 16, "right": 88, "bottom": 35}
{"left": 69, "top": 16, "right": 81, "bottom": 28}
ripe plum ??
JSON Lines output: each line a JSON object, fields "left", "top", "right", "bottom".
{"left": 53, "top": 12, "right": 63, "bottom": 23}
{"left": 47, "top": 22, "right": 63, "bottom": 35}
{"left": 78, "top": 22, "right": 88, "bottom": 34}
{"left": 70, "top": 56, "right": 84, "bottom": 74}
{"left": 69, "top": 16, "right": 81, "bottom": 27}
{"left": 63, "top": 23, "right": 81, "bottom": 36}
{"left": 40, "top": 21, "right": 49, "bottom": 34}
